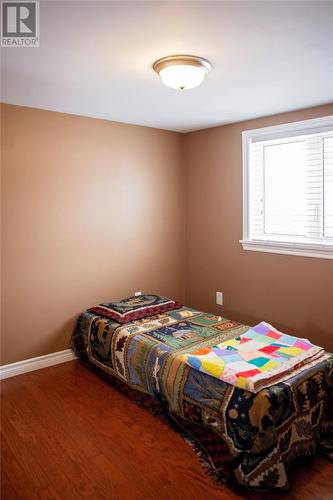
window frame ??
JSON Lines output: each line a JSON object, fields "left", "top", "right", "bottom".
{"left": 240, "top": 115, "right": 333, "bottom": 260}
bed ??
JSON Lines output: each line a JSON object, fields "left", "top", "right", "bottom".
{"left": 72, "top": 297, "right": 333, "bottom": 491}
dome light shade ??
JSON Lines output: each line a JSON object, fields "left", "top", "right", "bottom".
{"left": 153, "top": 55, "right": 212, "bottom": 90}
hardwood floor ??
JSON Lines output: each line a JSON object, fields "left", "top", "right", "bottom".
{"left": 1, "top": 361, "right": 333, "bottom": 500}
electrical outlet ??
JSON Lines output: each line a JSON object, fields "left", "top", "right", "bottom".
{"left": 216, "top": 291, "right": 223, "bottom": 305}
{"left": 134, "top": 291, "right": 142, "bottom": 296}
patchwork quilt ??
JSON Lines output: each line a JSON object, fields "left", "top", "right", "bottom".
{"left": 72, "top": 307, "right": 333, "bottom": 491}
{"left": 182, "top": 321, "right": 328, "bottom": 392}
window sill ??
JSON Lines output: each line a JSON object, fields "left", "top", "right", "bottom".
{"left": 240, "top": 239, "right": 333, "bottom": 260}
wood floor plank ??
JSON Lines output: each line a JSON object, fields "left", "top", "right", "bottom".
{"left": 1, "top": 360, "right": 333, "bottom": 500}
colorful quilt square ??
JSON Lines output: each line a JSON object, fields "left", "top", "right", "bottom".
{"left": 248, "top": 357, "right": 271, "bottom": 368}
{"left": 251, "top": 332, "right": 277, "bottom": 345}
{"left": 225, "top": 361, "right": 252, "bottom": 372}
{"left": 294, "top": 339, "right": 312, "bottom": 351}
{"left": 267, "top": 330, "right": 282, "bottom": 340}
{"left": 239, "top": 351, "right": 264, "bottom": 361}
{"left": 279, "top": 334, "right": 300, "bottom": 345}
{"left": 259, "top": 360, "right": 279, "bottom": 372}
{"left": 252, "top": 323, "right": 271, "bottom": 334}
{"left": 279, "top": 346, "right": 303, "bottom": 357}
{"left": 236, "top": 368, "right": 261, "bottom": 378}
{"left": 236, "top": 340, "right": 267, "bottom": 352}
{"left": 259, "top": 345, "right": 280, "bottom": 355}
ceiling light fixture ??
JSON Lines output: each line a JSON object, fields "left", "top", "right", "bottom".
{"left": 153, "top": 55, "right": 212, "bottom": 91}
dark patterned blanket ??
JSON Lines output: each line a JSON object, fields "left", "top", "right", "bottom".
{"left": 72, "top": 306, "right": 333, "bottom": 490}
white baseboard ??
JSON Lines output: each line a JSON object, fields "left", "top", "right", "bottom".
{"left": 0, "top": 349, "right": 77, "bottom": 380}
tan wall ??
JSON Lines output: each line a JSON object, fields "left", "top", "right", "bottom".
{"left": 1, "top": 104, "right": 185, "bottom": 364}
{"left": 184, "top": 103, "right": 333, "bottom": 352}
{"left": 2, "top": 102, "right": 333, "bottom": 365}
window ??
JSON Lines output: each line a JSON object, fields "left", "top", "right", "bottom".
{"left": 241, "top": 116, "right": 333, "bottom": 259}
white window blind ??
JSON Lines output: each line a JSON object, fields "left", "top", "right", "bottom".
{"left": 241, "top": 116, "right": 333, "bottom": 259}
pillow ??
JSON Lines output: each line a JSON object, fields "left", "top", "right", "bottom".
{"left": 89, "top": 294, "right": 181, "bottom": 324}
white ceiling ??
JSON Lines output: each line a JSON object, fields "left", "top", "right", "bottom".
{"left": 1, "top": 0, "right": 333, "bottom": 132}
